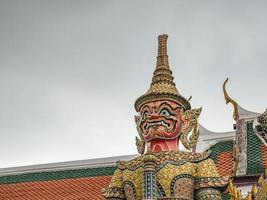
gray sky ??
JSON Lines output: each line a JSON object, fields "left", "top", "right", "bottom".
{"left": 0, "top": 0, "right": 267, "bottom": 168}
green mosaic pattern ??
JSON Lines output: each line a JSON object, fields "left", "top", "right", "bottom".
{"left": 209, "top": 140, "right": 234, "bottom": 163}
{"left": 247, "top": 121, "right": 264, "bottom": 175}
{"left": 0, "top": 166, "right": 117, "bottom": 185}
{"left": 222, "top": 192, "right": 231, "bottom": 200}
{"left": 208, "top": 142, "right": 233, "bottom": 200}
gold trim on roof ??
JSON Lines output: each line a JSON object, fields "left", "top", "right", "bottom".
{"left": 135, "top": 34, "right": 191, "bottom": 111}
{"left": 227, "top": 170, "right": 267, "bottom": 200}
{"left": 228, "top": 179, "right": 243, "bottom": 200}
{"left": 254, "top": 170, "right": 267, "bottom": 200}
{"left": 223, "top": 78, "right": 239, "bottom": 121}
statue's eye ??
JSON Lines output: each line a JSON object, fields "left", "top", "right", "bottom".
{"left": 160, "top": 109, "right": 170, "bottom": 116}
{"left": 143, "top": 111, "right": 149, "bottom": 119}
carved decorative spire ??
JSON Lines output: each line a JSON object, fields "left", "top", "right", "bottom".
{"left": 135, "top": 34, "right": 191, "bottom": 111}
{"left": 156, "top": 34, "right": 169, "bottom": 68}
{"left": 152, "top": 34, "right": 174, "bottom": 86}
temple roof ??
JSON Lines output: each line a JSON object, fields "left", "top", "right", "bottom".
{"left": 203, "top": 118, "right": 267, "bottom": 177}
{"left": 0, "top": 172, "right": 112, "bottom": 199}
{"left": 237, "top": 105, "right": 261, "bottom": 119}
{"left": 209, "top": 140, "right": 234, "bottom": 178}
{"left": 0, "top": 155, "right": 134, "bottom": 200}
{"left": 196, "top": 123, "right": 235, "bottom": 152}
{"left": 246, "top": 121, "right": 267, "bottom": 176}
{"left": 0, "top": 155, "right": 134, "bottom": 177}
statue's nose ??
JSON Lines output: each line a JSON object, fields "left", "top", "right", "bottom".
{"left": 150, "top": 114, "right": 160, "bottom": 120}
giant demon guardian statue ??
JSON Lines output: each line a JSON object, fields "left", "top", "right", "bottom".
{"left": 102, "top": 34, "right": 228, "bottom": 200}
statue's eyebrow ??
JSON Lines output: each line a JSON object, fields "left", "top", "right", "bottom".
{"left": 158, "top": 102, "right": 180, "bottom": 111}
{"left": 140, "top": 105, "right": 150, "bottom": 113}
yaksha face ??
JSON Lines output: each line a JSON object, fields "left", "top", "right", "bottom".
{"left": 134, "top": 34, "right": 198, "bottom": 153}
{"left": 138, "top": 100, "right": 182, "bottom": 142}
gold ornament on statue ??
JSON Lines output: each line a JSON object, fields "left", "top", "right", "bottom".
{"left": 135, "top": 115, "right": 145, "bottom": 154}
{"left": 180, "top": 107, "right": 202, "bottom": 150}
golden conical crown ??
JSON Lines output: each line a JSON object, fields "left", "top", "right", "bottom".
{"left": 135, "top": 34, "right": 191, "bottom": 111}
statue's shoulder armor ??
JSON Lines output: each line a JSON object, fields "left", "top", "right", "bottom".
{"left": 117, "top": 151, "right": 211, "bottom": 171}
{"left": 183, "top": 150, "right": 211, "bottom": 163}
{"left": 149, "top": 150, "right": 211, "bottom": 163}
{"left": 116, "top": 155, "right": 144, "bottom": 170}
{"left": 195, "top": 154, "right": 229, "bottom": 191}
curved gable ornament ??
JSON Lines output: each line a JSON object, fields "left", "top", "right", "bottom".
{"left": 223, "top": 78, "right": 239, "bottom": 121}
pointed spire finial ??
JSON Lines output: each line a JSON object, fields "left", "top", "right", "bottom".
{"left": 156, "top": 34, "right": 169, "bottom": 68}
{"left": 151, "top": 34, "right": 174, "bottom": 85}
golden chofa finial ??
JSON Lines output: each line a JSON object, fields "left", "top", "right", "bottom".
{"left": 223, "top": 78, "right": 239, "bottom": 121}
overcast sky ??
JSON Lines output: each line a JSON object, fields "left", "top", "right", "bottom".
{"left": 0, "top": 0, "right": 267, "bottom": 168}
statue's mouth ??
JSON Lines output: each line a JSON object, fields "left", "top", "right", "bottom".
{"left": 144, "top": 120, "right": 170, "bottom": 130}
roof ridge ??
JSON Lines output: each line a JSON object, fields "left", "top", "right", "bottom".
{"left": 0, "top": 154, "right": 136, "bottom": 176}
{"left": 0, "top": 166, "right": 117, "bottom": 185}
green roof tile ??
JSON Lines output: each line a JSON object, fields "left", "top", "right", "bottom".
{"left": 247, "top": 121, "right": 264, "bottom": 175}
{"left": 209, "top": 140, "right": 234, "bottom": 163}
{"left": 0, "top": 166, "right": 117, "bottom": 185}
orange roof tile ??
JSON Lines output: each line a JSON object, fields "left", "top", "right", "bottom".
{"left": 261, "top": 144, "right": 267, "bottom": 169}
{"left": 217, "top": 151, "right": 234, "bottom": 177}
{"left": 0, "top": 175, "right": 111, "bottom": 200}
